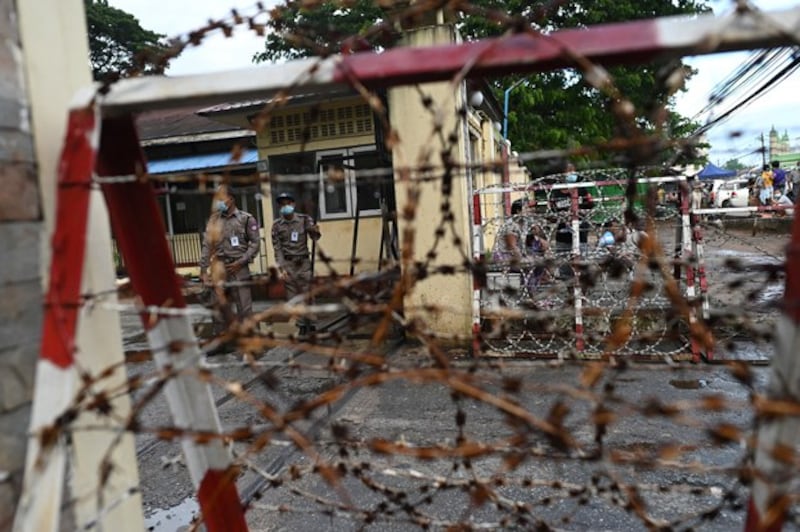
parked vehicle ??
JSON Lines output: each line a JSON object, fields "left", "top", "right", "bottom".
{"left": 706, "top": 178, "right": 728, "bottom": 206}
{"left": 713, "top": 178, "right": 751, "bottom": 208}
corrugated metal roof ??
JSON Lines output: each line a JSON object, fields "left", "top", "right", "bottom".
{"left": 147, "top": 149, "right": 259, "bottom": 174}
{"left": 135, "top": 105, "right": 240, "bottom": 140}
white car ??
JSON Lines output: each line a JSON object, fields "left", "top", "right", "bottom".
{"left": 713, "top": 178, "right": 751, "bottom": 209}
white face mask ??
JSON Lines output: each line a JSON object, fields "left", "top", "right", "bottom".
{"left": 566, "top": 173, "right": 578, "bottom": 183}
{"left": 216, "top": 200, "right": 228, "bottom": 213}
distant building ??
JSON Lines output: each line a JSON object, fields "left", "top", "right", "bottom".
{"left": 769, "top": 126, "right": 800, "bottom": 166}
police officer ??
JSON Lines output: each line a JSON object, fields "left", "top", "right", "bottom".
{"left": 271, "top": 192, "right": 321, "bottom": 336}
{"left": 199, "top": 184, "right": 260, "bottom": 340}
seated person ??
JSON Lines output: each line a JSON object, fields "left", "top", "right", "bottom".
{"left": 492, "top": 199, "right": 528, "bottom": 266}
{"left": 525, "top": 224, "right": 552, "bottom": 287}
{"left": 774, "top": 191, "right": 795, "bottom": 216}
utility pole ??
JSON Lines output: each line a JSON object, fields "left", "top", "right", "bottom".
{"left": 502, "top": 78, "right": 527, "bottom": 140}
{"left": 760, "top": 132, "right": 767, "bottom": 167}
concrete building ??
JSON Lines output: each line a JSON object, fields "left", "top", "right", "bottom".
{"left": 129, "top": 62, "right": 517, "bottom": 336}
{"left": 0, "top": 1, "right": 39, "bottom": 524}
{"left": 769, "top": 125, "right": 800, "bottom": 166}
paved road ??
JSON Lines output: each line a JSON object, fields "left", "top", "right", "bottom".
{"left": 122, "top": 307, "right": 777, "bottom": 531}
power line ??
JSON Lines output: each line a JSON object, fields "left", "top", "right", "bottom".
{"left": 696, "top": 52, "right": 800, "bottom": 136}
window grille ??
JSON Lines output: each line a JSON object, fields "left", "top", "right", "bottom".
{"left": 266, "top": 103, "right": 373, "bottom": 146}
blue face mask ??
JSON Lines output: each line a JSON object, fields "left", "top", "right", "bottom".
{"left": 280, "top": 204, "right": 295, "bottom": 216}
{"left": 216, "top": 200, "right": 228, "bottom": 213}
{"left": 566, "top": 173, "right": 578, "bottom": 183}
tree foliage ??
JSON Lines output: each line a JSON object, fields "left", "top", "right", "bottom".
{"left": 254, "top": 0, "right": 710, "bottom": 169}
{"left": 84, "top": 0, "right": 172, "bottom": 80}
{"left": 723, "top": 158, "right": 746, "bottom": 171}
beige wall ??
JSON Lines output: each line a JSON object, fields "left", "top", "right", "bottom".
{"left": 474, "top": 112, "right": 505, "bottom": 254}
{"left": 388, "top": 23, "right": 473, "bottom": 337}
{"left": 261, "top": 216, "right": 385, "bottom": 275}
{"left": 247, "top": 46, "right": 508, "bottom": 339}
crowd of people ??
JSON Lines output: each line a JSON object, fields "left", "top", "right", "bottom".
{"left": 755, "top": 160, "right": 799, "bottom": 207}
{"left": 490, "top": 177, "right": 646, "bottom": 295}
{"left": 688, "top": 160, "right": 800, "bottom": 211}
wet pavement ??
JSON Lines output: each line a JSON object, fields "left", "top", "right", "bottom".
{"left": 118, "top": 301, "right": 781, "bottom": 532}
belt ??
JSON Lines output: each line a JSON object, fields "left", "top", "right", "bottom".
{"left": 219, "top": 256, "right": 243, "bottom": 264}
{"left": 285, "top": 254, "right": 309, "bottom": 259}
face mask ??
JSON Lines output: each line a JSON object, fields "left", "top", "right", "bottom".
{"left": 216, "top": 200, "right": 228, "bottom": 213}
{"left": 280, "top": 205, "right": 295, "bottom": 216}
{"left": 566, "top": 173, "right": 578, "bottom": 183}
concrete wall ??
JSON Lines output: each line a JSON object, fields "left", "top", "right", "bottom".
{"left": 388, "top": 23, "right": 474, "bottom": 337}
{"left": 0, "top": 0, "right": 40, "bottom": 524}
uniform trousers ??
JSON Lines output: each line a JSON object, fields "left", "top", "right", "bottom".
{"left": 284, "top": 257, "right": 313, "bottom": 328}
{"left": 211, "top": 265, "right": 253, "bottom": 334}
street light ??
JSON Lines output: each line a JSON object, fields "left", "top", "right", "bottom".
{"left": 502, "top": 78, "right": 527, "bottom": 140}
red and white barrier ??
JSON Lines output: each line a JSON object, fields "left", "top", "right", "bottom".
{"left": 681, "top": 186, "right": 703, "bottom": 362}
{"left": 95, "top": 114, "right": 247, "bottom": 532}
{"left": 571, "top": 188, "right": 585, "bottom": 353}
{"left": 472, "top": 193, "right": 483, "bottom": 355}
{"left": 14, "top": 108, "right": 97, "bottom": 532}
{"left": 15, "top": 105, "right": 144, "bottom": 530}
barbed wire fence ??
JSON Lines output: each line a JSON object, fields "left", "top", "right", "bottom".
{"left": 14, "top": 1, "right": 800, "bottom": 531}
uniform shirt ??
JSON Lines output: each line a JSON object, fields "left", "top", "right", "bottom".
{"left": 199, "top": 208, "right": 260, "bottom": 269}
{"left": 271, "top": 213, "right": 320, "bottom": 268}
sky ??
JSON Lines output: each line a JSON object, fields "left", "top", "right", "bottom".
{"left": 107, "top": 0, "right": 800, "bottom": 168}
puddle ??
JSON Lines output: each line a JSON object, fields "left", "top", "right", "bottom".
{"left": 710, "top": 249, "right": 782, "bottom": 260}
{"left": 669, "top": 378, "right": 708, "bottom": 390}
{"left": 714, "top": 339, "right": 773, "bottom": 362}
{"left": 756, "top": 282, "right": 784, "bottom": 305}
{"left": 144, "top": 497, "right": 199, "bottom": 531}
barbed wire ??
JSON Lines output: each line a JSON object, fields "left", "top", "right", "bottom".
{"left": 23, "top": 1, "right": 800, "bottom": 531}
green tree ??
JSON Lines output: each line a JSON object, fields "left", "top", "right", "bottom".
{"left": 85, "top": 0, "right": 172, "bottom": 80}
{"left": 723, "top": 158, "right": 746, "bottom": 171}
{"left": 254, "top": 0, "right": 710, "bottom": 169}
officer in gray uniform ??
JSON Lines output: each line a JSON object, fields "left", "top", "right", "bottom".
{"left": 271, "top": 192, "right": 321, "bottom": 335}
{"left": 199, "top": 185, "right": 261, "bottom": 338}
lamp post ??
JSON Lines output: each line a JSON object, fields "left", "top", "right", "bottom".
{"left": 503, "top": 78, "right": 527, "bottom": 140}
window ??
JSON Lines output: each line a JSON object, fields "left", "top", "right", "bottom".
{"left": 268, "top": 152, "right": 319, "bottom": 219}
{"left": 317, "top": 146, "right": 392, "bottom": 219}
{"left": 266, "top": 103, "right": 373, "bottom": 146}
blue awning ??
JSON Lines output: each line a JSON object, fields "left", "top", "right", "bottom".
{"left": 697, "top": 163, "right": 736, "bottom": 180}
{"left": 147, "top": 149, "right": 258, "bottom": 174}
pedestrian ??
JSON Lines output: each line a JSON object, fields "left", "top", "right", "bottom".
{"left": 271, "top": 192, "right": 321, "bottom": 336}
{"left": 772, "top": 160, "right": 787, "bottom": 196}
{"left": 791, "top": 161, "right": 800, "bottom": 195}
{"left": 759, "top": 164, "right": 774, "bottom": 206}
{"left": 774, "top": 190, "right": 795, "bottom": 217}
{"left": 524, "top": 223, "right": 552, "bottom": 289}
{"left": 198, "top": 184, "right": 261, "bottom": 350}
